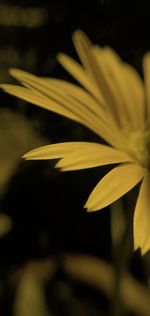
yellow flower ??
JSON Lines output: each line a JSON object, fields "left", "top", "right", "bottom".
{"left": 1, "top": 30, "right": 150, "bottom": 255}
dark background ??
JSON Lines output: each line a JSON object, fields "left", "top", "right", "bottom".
{"left": 0, "top": 1, "right": 149, "bottom": 314}
{"left": 0, "top": 0, "right": 149, "bottom": 263}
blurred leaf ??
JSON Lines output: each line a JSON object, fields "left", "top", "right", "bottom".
{"left": 13, "top": 259, "right": 55, "bottom": 316}
{"left": 0, "top": 108, "right": 48, "bottom": 193}
{"left": 63, "top": 254, "right": 150, "bottom": 316}
{"left": 0, "top": 213, "right": 12, "bottom": 237}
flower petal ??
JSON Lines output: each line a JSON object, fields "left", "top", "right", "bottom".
{"left": 23, "top": 142, "right": 131, "bottom": 171}
{"left": 67, "top": 30, "right": 145, "bottom": 127}
{"left": 133, "top": 170, "right": 150, "bottom": 255}
{"left": 85, "top": 163, "right": 144, "bottom": 211}
{"left": 55, "top": 144, "right": 132, "bottom": 171}
{"left": 1, "top": 69, "right": 121, "bottom": 147}
{"left": 72, "top": 30, "right": 120, "bottom": 122}
{"left": 72, "top": 30, "right": 110, "bottom": 97}
{"left": 42, "top": 77, "right": 118, "bottom": 129}
{"left": 122, "top": 64, "right": 145, "bottom": 126}
{"left": 57, "top": 53, "right": 103, "bottom": 103}
{"left": 23, "top": 142, "right": 105, "bottom": 160}
{"left": 41, "top": 77, "right": 119, "bottom": 131}
{"left": 143, "top": 52, "right": 150, "bottom": 119}
{"left": 0, "top": 84, "right": 78, "bottom": 122}
{"left": 92, "top": 46, "right": 145, "bottom": 127}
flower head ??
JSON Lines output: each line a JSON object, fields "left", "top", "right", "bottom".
{"left": 1, "top": 30, "right": 150, "bottom": 255}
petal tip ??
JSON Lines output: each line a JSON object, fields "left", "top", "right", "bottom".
{"left": 84, "top": 201, "right": 94, "bottom": 213}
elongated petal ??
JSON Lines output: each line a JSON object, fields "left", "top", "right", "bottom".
{"left": 72, "top": 30, "right": 108, "bottom": 95}
{"left": 57, "top": 53, "right": 104, "bottom": 103}
{"left": 134, "top": 170, "right": 150, "bottom": 255}
{"left": 72, "top": 30, "right": 119, "bottom": 121}
{"left": 42, "top": 78, "right": 118, "bottom": 133}
{"left": 105, "top": 48, "right": 145, "bottom": 126}
{"left": 85, "top": 163, "right": 144, "bottom": 211}
{"left": 23, "top": 142, "right": 131, "bottom": 172}
{"left": 72, "top": 30, "right": 93, "bottom": 75}
{"left": 143, "top": 52, "right": 150, "bottom": 119}
{"left": 1, "top": 69, "right": 121, "bottom": 147}
{"left": 42, "top": 78, "right": 118, "bottom": 128}
{"left": 93, "top": 46, "right": 145, "bottom": 127}
{"left": 0, "top": 85, "right": 78, "bottom": 122}
{"left": 55, "top": 145, "right": 132, "bottom": 171}
{"left": 23, "top": 142, "right": 104, "bottom": 160}
{"left": 63, "top": 30, "right": 145, "bottom": 127}
{"left": 123, "top": 64, "right": 145, "bottom": 126}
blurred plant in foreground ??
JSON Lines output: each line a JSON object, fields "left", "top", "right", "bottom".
{"left": 0, "top": 108, "right": 47, "bottom": 193}
{"left": 0, "top": 108, "right": 47, "bottom": 238}
{"left": 8, "top": 255, "right": 150, "bottom": 316}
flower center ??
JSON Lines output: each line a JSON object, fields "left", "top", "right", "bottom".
{"left": 120, "top": 126, "right": 150, "bottom": 168}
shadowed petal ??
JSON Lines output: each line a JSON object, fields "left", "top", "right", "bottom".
{"left": 134, "top": 170, "right": 150, "bottom": 255}
{"left": 72, "top": 30, "right": 145, "bottom": 127}
{"left": 143, "top": 52, "right": 150, "bottom": 119}
{"left": 122, "top": 64, "right": 145, "bottom": 126}
{"left": 72, "top": 30, "right": 120, "bottom": 123}
{"left": 92, "top": 46, "right": 145, "bottom": 127}
{"left": 85, "top": 163, "right": 144, "bottom": 211}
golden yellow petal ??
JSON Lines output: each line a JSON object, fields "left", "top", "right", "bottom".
{"left": 72, "top": 30, "right": 104, "bottom": 89}
{"left": 22, "top": 142, "right": 130, "bottom": 166}
{"left": 23, "top": 142, "right": 103, "bottom": 160}
{"left": 55, "top": 144, "right": 132, "bottom": 170}
{"left": 91, "top": 46, "right": 123, "bottom": 124}
{"left": 42, "top": 78, "right": 120, "bottom": 132}
{"left": 72, "top": 30, "right": 93, "bottom": 73}
{"left": 123, "top": 64, "right": 145, "bottom": 126}
{"left": 133, "top": 170, "right": 150, "bottom": 255}
{"left": 143, "top": 52, "right": 150, "bottom": 119}
{"left": 2, "top": 69, "right": 121, "bottom": 147}
{"left": 73, "top": 30, "right": 120, "bottom": 122}
{"left": 1, "top": 84, "right": 78, "bottom": 122}
{"left": 57, "top": 53, "right": 104, "bottom": 103}
{"left": 93, "top": 46, "right": 145, "bottom": 127}
{"left": 85, "top": 163, "right": 144, "bottom": 211}
{"left": 104, "top": 48, "right": 145, "bottom": 126}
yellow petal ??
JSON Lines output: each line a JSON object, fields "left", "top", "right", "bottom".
{"left": 69, "top": 30, "right": 145, "bottom": 127}
{"left": 105, "top": 48, "right": 145, "bottom": 126}
{"left": 93, "top": 46, "right": 145, "bottom": 127}
{"left": 143, "top": 52, "right": 150, "bottom": 119}
{"left": 57, "top": 53, "right": 104, "bottom": 103}
{"left": 23, "top": 142, "right": 91, "bottom": 159}
{"left": 123, "top": 64, "right": 145, "bottom": 126}
{"left": 1, "top": 84, "right": 78, "bottom": 122}
{"left": 2, "top": 69, "right": 121, "bottom": 147}
{"left": 72, "top": 30, "right": 119, "bottom": 121}
{"left": 42, "top": 78, "right": 120, "bottom": 138}
{"left": 23, "top": 142, "right": 131, "bottom": 168}
{"left": 55, "top": 144, "right": 132, "bottom": 171}
{"left": 133, "top": 170, "right": 150, "bottom": 255}
{"left": 85, "top": 163, "right": 144, "bottom": 211}
{"left": 42, "top": 78, "right": 117, "bottom": 128}
{"left": 72, "top": 30, "right": 93, "bottom": 75}
{"left": 72, "top": 30, "right": 107, "bottom": 93}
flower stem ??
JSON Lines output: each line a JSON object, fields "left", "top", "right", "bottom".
{"left": 110, "top": 194, "right": 134, "bottom": 316}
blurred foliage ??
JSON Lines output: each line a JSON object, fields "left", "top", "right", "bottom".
{"left": 0, "top": 0, "right": 150, "bottom": 315}
{"left": 0, "top": 107, "right": 48, "bottom": 193}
